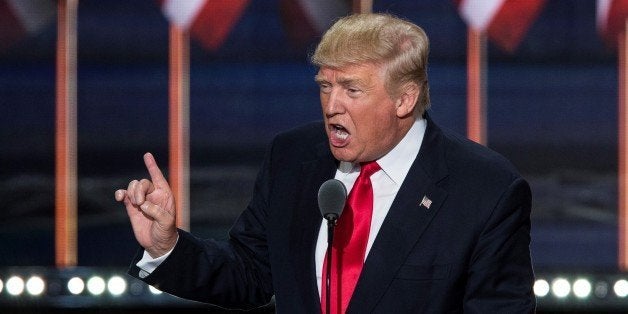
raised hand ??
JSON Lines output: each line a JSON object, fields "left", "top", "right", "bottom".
{"left": 115, "top": 152, "right": 178, "bottom": 258}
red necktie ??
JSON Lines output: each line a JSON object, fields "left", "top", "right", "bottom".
{"left": 321, "top": 161, "right": 381, "bottom": 314}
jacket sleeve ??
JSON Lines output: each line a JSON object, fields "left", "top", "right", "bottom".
{"left": 127, "top": 141, "right": 277, "bottom": 310}
{"left": 463, "top": 177, "right": 536, "bottom": 313}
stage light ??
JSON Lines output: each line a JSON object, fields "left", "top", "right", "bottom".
{"left": 67, "top": 277, "right": 84, "bottom": 295}
{"left": 572, "top": 278, "right": 592, "bottom": 299}
{"left": 614, "top": 279, "right": 628, "bottom": 298}
{"left": 6, "top": 276, "right": 25, "bottom": 296}
{"left": 594, "top": 281, "right": 609, "bottom": 298}
{"left": 551, "top": 278, "right": 571, "bottom": 298}
{"left": 86, "top": 276, "right": 106, "bottom": 296}
{"left": 0, "top": 278, "right": 3, "bottom": 293}
{"left": 107, "top": 276, "right": 126, "bottom": 296}
{"left": 129, "top": 282, "right": 144, "bottom": 296}
{"left": 148, "top": 285, "right": 163, "bottom": 295}
{"left": 25, "top": 276, "right": 45, "bottom": 296}
{"left": 534, "top": 279, "right": 550, "bottom": 297}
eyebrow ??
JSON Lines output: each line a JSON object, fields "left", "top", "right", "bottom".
{"left": 314, "top": 74, "right": 366, "bottom": 87}
{"left": 337, "top": 77, "right": 365, "bottom": 86}
{"left": 314, "top": 74, "right": 326, "bottom": 84}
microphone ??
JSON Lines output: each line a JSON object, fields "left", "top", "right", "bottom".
{"left": 318, "top": 179, "right": 347, "bottom": 314}
{"left": 318, "top": 179, "right": 347, "bottom": 224}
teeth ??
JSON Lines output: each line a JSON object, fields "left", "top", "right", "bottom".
{"left": 334, "top": 127, "right": 349, "bottom": 140}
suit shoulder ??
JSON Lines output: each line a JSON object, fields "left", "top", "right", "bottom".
{"left": 274, "top": 121, "right": 326, "bottom": 143}
{"left": 439, "top": 127, "right": 522, "bottom": 183}
{"left": 267, "top": 121, "right": 328, "bottom": 160}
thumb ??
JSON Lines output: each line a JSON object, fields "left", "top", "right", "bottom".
{"left": 139, "top": 200, "right": 175, "bottom": 223}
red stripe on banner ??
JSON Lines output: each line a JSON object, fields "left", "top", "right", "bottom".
{"left": 604, "top": 0, "right": 628, "bottom": 48}
{"left": 279, "top": 0, "right": 318, "bottom": 49}
{"left": 189, "top": 0, "right": 249, "bottom": 51}
{"left": 0, "top": 0, "right": 27, "bottom": 51}
{"left": 486, "top": 0, "right": 546, "bottom": 53}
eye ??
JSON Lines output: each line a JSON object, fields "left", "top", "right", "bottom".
{"left": 318, "top": 83, "right": 332, "bottom": 94}
{"left": 347, "top": 87, "right": 362, "bottom": 97}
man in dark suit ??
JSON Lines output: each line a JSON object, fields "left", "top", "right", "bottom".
{"left": 115, "top": 13, "right": 535, "bottom": 313}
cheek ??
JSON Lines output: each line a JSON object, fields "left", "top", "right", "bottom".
{"left": 363, "top": 108, "right": 397, "bottom": 138}
{"left": 352, "top": 114, "right": 383, "bottom": 142}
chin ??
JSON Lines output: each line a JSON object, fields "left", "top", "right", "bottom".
{"left": 330, "top": 148, "right": 355, "bottom": 163}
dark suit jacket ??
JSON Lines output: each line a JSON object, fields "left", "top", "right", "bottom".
{"left": 129, "top": 114, "right": 535, "bottom": 313}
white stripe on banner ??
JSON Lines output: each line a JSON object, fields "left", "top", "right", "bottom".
{"left": 459, "top": 0, "right": 506, "bottom": 31}
{"left": 596, "top": 0, "right": 612, "bottom": 32}
{"left": 163, "top": 0, "right": 206, "bottom": 29}
{"left": 298, "top": 0, "right": 349, "bottom": 32}
{"left": 7, "top": 0, "right": 55, "bottom": 34}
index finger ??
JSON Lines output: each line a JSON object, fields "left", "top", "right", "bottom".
{"left": 143, "top": 152, "right": 167, "bottom": 186}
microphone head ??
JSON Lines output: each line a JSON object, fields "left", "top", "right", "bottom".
{"left": 318, "top": 179, "right": 347, "bottom": 221}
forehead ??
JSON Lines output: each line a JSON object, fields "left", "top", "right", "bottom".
{"left": 315, "top": 63, "right": 385, "bottom": 84}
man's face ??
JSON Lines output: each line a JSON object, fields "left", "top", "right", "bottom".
{"left": 316, "top": 63, "right": 408, "bottom": 163}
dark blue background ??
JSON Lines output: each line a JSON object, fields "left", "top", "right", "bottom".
{"left": 0, "top": 0, "right": 620, "bottom": 271}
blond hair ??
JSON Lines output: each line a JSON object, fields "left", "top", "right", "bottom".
{"left": 311, "top": 13, "right": 430, "bottom": 114}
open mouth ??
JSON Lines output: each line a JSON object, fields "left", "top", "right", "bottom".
{"left": 331, "top": 124, "right": 349, "bottom": 140}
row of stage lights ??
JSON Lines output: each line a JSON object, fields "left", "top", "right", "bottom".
{"left": 2, "top": 268, "right": 628, "bottom": 310}
{"left": 0, "top": 274, "right": 163, "bottom": 297}
{"left": 4, "top": 273, "right": 626, "bottom": 299}
{"left": 534, "top": 277, "right": 628, "bottom": 299}
{"left": 0, "top": 267, "right": 216, "bottom": 310}
{"left": 6, "top": 275, "right": 621, "bottom": 300}
{"left": 532, "top": 273, "right": 628, "bottom": 311}
{"left": 3, "top": 277, "right": 624, "bottom": 299}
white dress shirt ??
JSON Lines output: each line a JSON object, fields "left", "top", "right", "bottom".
{"left": 314, "top": 118, "right": 426, "bottom": 296}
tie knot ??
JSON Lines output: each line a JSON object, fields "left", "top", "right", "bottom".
{"left": 359, "top": 161, "right": 381, "bottom": 178}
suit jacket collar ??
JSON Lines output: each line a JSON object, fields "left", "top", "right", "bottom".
{"left": 349, "top": 114, "right": 450, "bottom": 312}
{"left": 290, "top": 139, "right": 337, "bottom": 312}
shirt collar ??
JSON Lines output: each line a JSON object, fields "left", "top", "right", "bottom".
{"left": 377, "top": 118, "right": 426, "bottom": 185}
{"left": 337, "top": 117, "right": 427, "bottom": 185}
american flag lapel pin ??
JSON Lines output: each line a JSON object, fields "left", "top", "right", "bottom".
{"left": 420, "top": 195, "right": 432, "bottom": 209}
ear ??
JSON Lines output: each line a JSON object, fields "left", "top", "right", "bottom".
{"left": 395, "top": 82, "right": 420, "bottom": 118}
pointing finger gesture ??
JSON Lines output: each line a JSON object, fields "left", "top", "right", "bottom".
{"left": 115, "top": 153, "right": 178, "bottom": 258}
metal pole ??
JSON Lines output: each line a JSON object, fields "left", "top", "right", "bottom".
{"left": 55, "top": 0, "right": 78, "bottom": 267}
{"left": 352, "top": 0, "right": 373, "bottom": 14}
{"left": 169, "top": 24, "right": 190, "bottom": 231}
{"left": 466, "top": 28, "right": 487, "bottom": 145}
{"left": 618, "top": 19, "right": 628, "bottom": 270}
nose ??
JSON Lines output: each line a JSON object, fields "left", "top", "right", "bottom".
{"left": 322, "top": 88, "right": 344, "bottom": 118}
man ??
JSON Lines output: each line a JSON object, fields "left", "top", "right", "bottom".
{"left": 115, "top": 13, "right": 535, "bottom": 313}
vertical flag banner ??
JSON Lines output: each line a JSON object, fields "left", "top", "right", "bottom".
{"left": 598, "top": 0, "right": 628, "bottom": 269}
{"left": 455, "top": 0, "right": 546, "bottom": 53}
{"left": 598, "top": 0, "right": 628, "bottom": 48}
{"left": 455, "top": 0, "right": 545, "bottom": 144}
{"left": 0, "top": 0, "right": 55, "bottom": 51}
{"left": 279, "top": 0, "right": 350, "bottom": 49}
{"left": 160, "top": 0, "right": 250, "bottom": 51}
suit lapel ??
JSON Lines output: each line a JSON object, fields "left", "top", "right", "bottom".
{"left": 348, "top": 115, "right": 449, "bottom": 312}
{"left": 289, "top": 140, "right": 337, "bottom": 311}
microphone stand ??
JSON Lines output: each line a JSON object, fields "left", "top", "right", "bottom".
{"left": 318, "top": 178, "right": 346, "bottom": 314}
{"left": 325, "top": 215, "right": 337, "bottom": 314}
